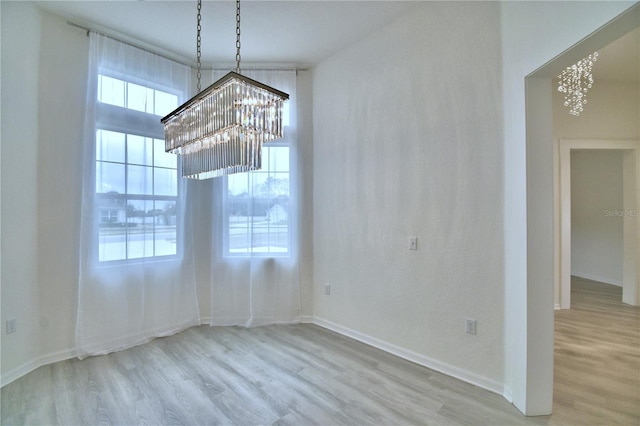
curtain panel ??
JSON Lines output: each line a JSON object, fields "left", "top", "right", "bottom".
{"left": 209, "top": 70, "right": 301, "bottom": 327}
{"left": 76, "top": 34, "right": 200, "bottom": 358}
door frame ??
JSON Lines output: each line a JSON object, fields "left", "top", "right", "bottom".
{"left": 557, "top": 138, "right": 640, "bottom": 309}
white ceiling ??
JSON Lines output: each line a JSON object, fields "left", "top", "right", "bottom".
{"left": 36, "top": 0, "right": 420, "bottom": 68}
{"left": 35, "top": 1, "right": 639, "bottom": 81}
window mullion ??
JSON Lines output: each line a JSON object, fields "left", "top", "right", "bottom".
{"left": 124, "top": 81, "right": 128, "bottom": 110}
{"left": 152, "top": 137, "right": 155, "bottom": 257}
{"left": 249, "top": 172, "right": 254, "bottom": 253}
{"left": 124, "top": 133, "right": 129, "bottom": 260}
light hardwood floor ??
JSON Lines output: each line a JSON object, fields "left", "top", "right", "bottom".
{"left": 551, "top": 277, "right": 639, "bottom": 425}
{"left": 1, "top": 278, "right": 638, "bottom": 425}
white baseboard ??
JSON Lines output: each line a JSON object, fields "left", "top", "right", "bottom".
{"left": 299, "top": 315, "right": 314, "bottom": 323}
{"left": 502, "top": 385, "right": 514, "bottom": 403}
{"left": 2, "top": 318, "right": 204, "bottom": 387}
{"left": 572, "top": 272, "right": 622, "bottom": 287}
{"left": 1, "top": 348, "right": 77, "bottom": 388}
{"left": 554, "top": 303, "right": 561, "bottom": 310}
{"left": 311, "top": 316, "right": 504, "bottom": 396}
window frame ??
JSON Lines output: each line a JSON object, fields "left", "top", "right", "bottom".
{"left": 223, "top": 139, "right": 292, "bottom": 258}
{"left": 97, "top": 69, "right": 182, "bottom": 118}
{"left": 94, "top": 69, "right": 183, "bottom": 265}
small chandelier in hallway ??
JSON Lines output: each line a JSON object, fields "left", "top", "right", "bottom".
{"left": 557, "top": 52, "right": 598, "bottom": 116}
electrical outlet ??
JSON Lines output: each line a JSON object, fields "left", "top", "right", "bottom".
{"left": 409, "top": 237, "right": 418, "bottom": 250}
{"left": 465, "top": 318, "right": 477, "bottom": 335}
{"left": 6, "top": 318, "right": 17, "bottom": 335}
{"left": 325, "top": 285, "right": 331, "bottom": 296}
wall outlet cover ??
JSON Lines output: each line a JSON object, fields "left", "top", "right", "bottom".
{"left": 6, "top": 318, "right": 17, "bottom": 334}
{"left": 465, "top": 318, "right": 477, "bottom": 335}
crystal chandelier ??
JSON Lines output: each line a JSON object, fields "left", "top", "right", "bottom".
{"left": 161, "top": 0, "right": 289, "bottom": 179}
{"left": 557, "top": 52, "right": 598, "bottom": 116}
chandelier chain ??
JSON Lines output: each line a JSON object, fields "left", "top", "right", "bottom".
{"left": 235, "top": 0, "right": 241, "bottom": 74}
{"left": 196, "top": 0, "right": 202, "bottom": 93}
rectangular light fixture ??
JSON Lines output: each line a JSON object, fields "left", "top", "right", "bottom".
{"left": 161, "top": 71, "right": 289, "bottom": 179}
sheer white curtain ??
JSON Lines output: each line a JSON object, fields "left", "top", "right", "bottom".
{"left": 76, "top": 33, "right": 200, "bottom": 358}
{"left": 210, "top": 70, "right": 301, "bottom": 326}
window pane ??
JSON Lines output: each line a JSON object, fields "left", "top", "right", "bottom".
{"left": 225, "top": 146, "right": 289, "bottom": 255}
{"left": 154, "top": 168, "right": 177, "bottom": 196}
{"left": 258, "top": 175, "right": 289, "bottom": 198}
{"left": 127, "top": 165, "right": 152, "bottom": 195}
{"left": 154, "top": 138, "right": 176, "bottom": 169}
{"left": 155, "top": 91, "right": 178, "bottom": 116}
{"left": 96, "top": 130, "right": 125, "bottom": 163}
{"left": 228, "top": 173, "right": 249, "bottom": 196}
{"left": 252, "top": 217, "right": 273, "bottom": 253}
{"left": 98, "top": 75, "right": 125, "bottom": 108}
{"left": 98, "top": 196, "right": 127, "bottom": 261}
{"left": 154, "top": 200, "right": 177, "bottom": 256}
{"left": 267, "top": 198, "right": 289, "bottom": 253}
{"left": 96, "top": 162, "right": 125, "bottom": 194}
{"left": 265, "top": 146, "right": 289, "bottom": 172}
{"left": 127, "top": 82, "right": 154, "bottom": 114}
{"left": 229, "top": 213, "right": 250, "bottom": 253}
{"left": 127, "top": 199, "right": 153, "bottom": 259}
{"left": 127, "top": 134, "right": 153, "bottom": 166}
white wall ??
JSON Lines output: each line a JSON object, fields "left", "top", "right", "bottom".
{"left": 502, "top": 0, "right": 637, "bottom": 415}
{"left": 313, "top": 1, "right": 505, "bottom": 391}
{"left": 571, "top": 150, "right": 624, "bottom": 285}
{"left": 554, "top": 82, "right": 640, "bottom": 139}
{"left": 296, "top": 70, "right": 315, "bottom": 319}
{"left": 1, "top": 1, "right": 44, "bottom": 383}
{"left": 36, "top": 9, "right": 89, "bottom": 362}
{"left": 1, "top": 5, "right": 89, "bottom": 383}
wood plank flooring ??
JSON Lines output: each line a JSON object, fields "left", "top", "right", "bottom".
{"left": 1, "top": 325, "right": 528, "bottom": 425}
{"left": 551, "top": 277, "right": 640, "bottom": 426}
{"left": 1, "top": 277, "right": 638, "bottom": 425}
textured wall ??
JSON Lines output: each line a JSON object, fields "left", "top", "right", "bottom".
{"left": 1, "top": 1, "right": 43, "bottom": 383}
{"left": 36, "top": 10, "right": 88, "bottom": 364}
{"left": 554, "top": 81, "right": 639, "bottom": 140}
{"left": 313, "top": 1, "right": 504, "bottom": 386}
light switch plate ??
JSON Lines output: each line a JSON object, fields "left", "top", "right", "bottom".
{"left": 409, "top": 237, "right": 418, "bottom": 250}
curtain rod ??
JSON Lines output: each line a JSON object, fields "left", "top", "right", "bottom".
{"left": 66, "top": 21, "right": 304, "bottom": 73}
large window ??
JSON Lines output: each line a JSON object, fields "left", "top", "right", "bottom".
{"left": 225, "top": 144, "right": 290, "bottom": 256}
{"left": 95, "top": 73, "right": 180, "bottom": 262}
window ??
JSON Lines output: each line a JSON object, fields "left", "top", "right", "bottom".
{"left": 98, "top": 74, "right": 178, "bottom": 116}
{"left": 95, "top": 73, "right": 180, "bottom": 262}
{"left": 225, "top": 144, "right": 290, "bottom": 256}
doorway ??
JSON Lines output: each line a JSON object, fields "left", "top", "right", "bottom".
{"left": 558, "top": 140, "right": 639, "bottom": 309}
{"left": 522, "top": 2, "right": 640, "bottom": 415}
